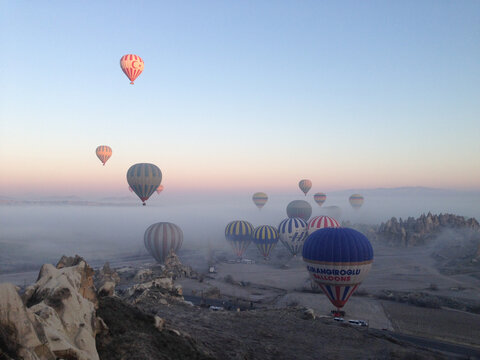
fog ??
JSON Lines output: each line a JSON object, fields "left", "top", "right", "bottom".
{"left": 1, "top": 187, "right": 479, "bottom": 277}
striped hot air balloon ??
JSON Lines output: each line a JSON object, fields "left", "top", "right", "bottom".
{"left": 286, "top": 200, "right": 312, "bottom": 222}
{"left": 253, "top": 225, "right": 279, "bottom": 260}
{"left": 308, "top": 215, "right": 340, "bottom": 235}
{"left": 144, "top": 222, "right": 183, "bottom": 263}
{"left": 349, "top": 194, "right": 364, "bottom": 209}
{"left": 278, "top": 217, "right": 308, "bottom": 256}
{"left": 126, "top": 163, "right": 162, "bottom": 205}
{"left": 299, "top": 179, "right": 312, "bottom": 196}
{"left": 96, "top": 145, "right": 112, "bottom": 166}
{"left": 303, "top": 227, "right": 373, "bottom": 309}
{"left": 314, "top": 192, "right": 326, "bottom": 206}
{"left": 156, "top": 185, "right": 164, "bottom": 194}
{"left": 120, "top": 54, "right": 144, "bottom": 84}
{"left": 225, "top": 220, "right": 254, "bottom": 258}
{"left": 252, "top": 192, "right": 268, "bottom": 210}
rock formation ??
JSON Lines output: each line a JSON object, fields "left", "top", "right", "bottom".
{"left": 376, "top": 213, "right": 479, "bottom": 247}
{"left": 0, "top": 255, "right": 101, "bottom": 360}
{"left": 95, "top": 262, "right": 120, "bottom": 297}
{"left": 162, "top": 249, "right": 198, "bottom": 279}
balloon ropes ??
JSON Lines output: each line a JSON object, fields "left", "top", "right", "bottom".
{"left": 96, "top": 145, "right": 112, "bottom": 166}
{"left": 126, "top": 163, "right": 162, "bottom": 205}
{"left": 302, "top": 227, "right": 373, "bottom": 310}
{"left": 120, "top": 54, "right": 144, "bottom": 84}
{"left": 144, "top": 222, "right": 183, "bottom": 263}
{"left": 278, "top": 217, "right": 308, "bottom": 256}
{"left": 225, "top": 220, "right": 254, "bottom": 258}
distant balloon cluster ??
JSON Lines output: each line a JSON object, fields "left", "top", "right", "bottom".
{"left": 224, "top": 178, "right": 372, "bottom": 310}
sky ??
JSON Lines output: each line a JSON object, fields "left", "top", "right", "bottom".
{"left": 1, "top": 1, "right": 479, "bottom": 197}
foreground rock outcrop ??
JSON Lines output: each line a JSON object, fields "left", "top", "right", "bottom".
{"left": 0, "top": 255, "right": 100, "bottom": 360}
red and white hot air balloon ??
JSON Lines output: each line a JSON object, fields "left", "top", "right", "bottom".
{"left": 95, "top": 145, "right": 112, "bottom": 166}
{"left": 120, "top": 54, "right": 144, "bottom": 84}
{"left": 308, "top": 215, "right": 340, "bottom": 235}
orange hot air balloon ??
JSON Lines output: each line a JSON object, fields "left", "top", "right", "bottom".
{"left": 120, "top": 54, "right": 144, "bottom": 84}
{"left": 96, "top": 145, "right": 112, "bottom": 166}
{"left": 156, "top": 185, "right": 164, "bottom": 194}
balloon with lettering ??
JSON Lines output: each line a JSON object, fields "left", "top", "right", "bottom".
{"left": 298, "top": 179, "right": 312, "bottom": 196}
{"left": 286, "top": 200, "right": 312, "bottom": 222}
{"left": 308, "top": 215, "right": 340, "bottom": 235}
{"left": 302, "top": 227, "right": 373, "bottom": 309}
{"left": 225, "top": 220, "right": 254, "bottom": 258}
{"left": 252, "top": 192, "right": 268, "bottom": 210}
{"left": 314, "top": 192, "right": 326, "bottom": 206}
{"left": 96, "top": 145, "right": 112, "bottom": 166}
{"left": 278, "top": 217, "right": 308, "bottom": 256}
{"left": 126, "top": 163, "right": 162, "bottom": 205}
{"left": 253, "top": 225, "right": 279, "bottom": 260}
{"left": 144, "top": 222, "right": 183, "bottom": 263}
{"left": 120, "top": 54, "right": 144, "bottom": 84}
{"left": 349, "top": 194, "right": 364, "bottom": 209}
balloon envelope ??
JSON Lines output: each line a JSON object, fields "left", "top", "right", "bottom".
{"left": 313, "top": 192, "right": 326, "bottom": 206}
{"left": 120, "top": 54, "right": 144, "bottom": 84}
{"left": 323, "top": 205, "right": 342, "bottom": 220}
{"left": 126, "top": 163, "right": 162, "bottom": 205}
{"left": 144, "top": 222, "right": 183, "bottom": 263}
{"left": 278, "top": 217, "right": 308, "bottom": 256}
{"left": 225, "top": 220, "right": 254, "bottom": 258}
{"left": 302, "top": 227, "right": 373, "bottom": 309}
{"left": 349, "top": 194, "right": 364, "bottom": 209}
{"left": 96, "top": 145, "right": 112, "bottom": 166}
{"left": 298, "top": 179, "right": 312, "bottom": 196}
{"left": 286, "top": 200, "right": 312, "bottom": 222}
{"left": 308, "top": 215, "right": 340, "bottom": 235}
{"left": 253, "top": 225, "right": 279, "bottom": 259}
{"left": 252, "top": 192, "right": 268, "bottom": 209}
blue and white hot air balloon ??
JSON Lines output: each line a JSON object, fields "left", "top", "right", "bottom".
{"left": 302, "top": 227, "right": 373, "bottom": 309}
{"left": 278, "top": 217, "right": 308, "bottom": 256}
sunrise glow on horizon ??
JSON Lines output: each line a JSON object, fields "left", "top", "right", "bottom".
{"left": 1, "top": 1, "right": 479, "bottom": 198}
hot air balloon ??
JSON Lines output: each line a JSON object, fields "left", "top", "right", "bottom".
{"left": 144, "top": 222, "right": 183, "bottom": 263}
{"left": 286, "top": 200, "right": 312, "bottom": 222}
{"left": 253, "top": 225, "right": 279, "bottom": 260}
{"left": 156, "top": 185, "right": 164, "bottom": 194}
{"left": 302, "top": 227, "right": 373, "bottom": 310}
{"left": 308, "top": 215, "right": 340, "bottom": 235}
{"left": 252, "top": 192, "right": 268, "bottom": 210}
{"left": 120, "top": 54, "right": 144, "bottom": 84}
{"left": 323, "top": 205, "right": 342, "bottom": 220}
{"left": 299, "top": 179, "right": 312, "bottom": 196}
{"left": 225, "top": 220, "right": 254, "bottom": 258}
{"left": 278, "top": 218, "right": 308, "bottom": 256}
{"left": 349, "top": 194, "right": 364, "bottom": 209}
{"left": 126, "top": 163, "right": 162, "bottom": 205}
{"left": 314, "top": 192, "right": 326, "bottom": 206}
{"left": 96, "top": 145, "right": 112, "bottom": 166}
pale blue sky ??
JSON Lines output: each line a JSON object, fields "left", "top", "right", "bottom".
{"left": 1, "top": 1, "right": 479, "bottom": 195}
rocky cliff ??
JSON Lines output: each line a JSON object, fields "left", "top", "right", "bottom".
{"left": 376, "top": 213, "right": 480, "bottom": 247}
